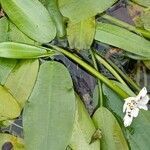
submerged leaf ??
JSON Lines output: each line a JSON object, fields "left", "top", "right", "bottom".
{"left": 4, "top": 59, "right": 39, "bottom": 108}
{"left": 67, "top": 17, "right": 95, "bottom": 50}
{"left": 0, "top": 85, "right": 21, "bottom": 121}
{"left": 0, "top": 42, "right": 56, "bottom": 59}
{"left": 0, "top": 134, "right": 24, "bottom": 150}
{"left": 69, "top": 95, "right": 100, "bottom": 150}
{"left": 93, "top": 107, "right": 129, "bottom": 150}
{"left": 59, "top": 0, "right": 117, "bottom": 23}
{"left": 1, "top": 0, "right": 56, "bottom": 43}
{"left": 95, "top": 23, "right": 150, "bottom": 58}
{"left": 23, "top": 61, "right": 75, "bottom": 150}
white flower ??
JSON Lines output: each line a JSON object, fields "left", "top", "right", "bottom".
{"left": 123, "top": 87, "right": 149, "bottom": 127}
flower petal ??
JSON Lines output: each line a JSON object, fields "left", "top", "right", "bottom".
{"left": 138, "top": 104, "right": 148, "bottom": 110}
{"left": 131, "top": 108, "right": 139, "bottom": 117}
{"left": 123, "top": 114, "right": 133, "bottom": 127}
{"left": 138, "top": 95, "right": 149, "bottom": 105}
{"left": 136, "top": 87, "right": 147, "bottom": 101}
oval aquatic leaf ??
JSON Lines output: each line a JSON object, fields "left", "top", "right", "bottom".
{"left": 46, "top": 0, "right": 66, "bottom": 37}
{"left": 0, "top": 42, "right": 56, "bottom": 59}
{"left": 69, "top": 95, "right": 100, "bottom": 150}
{"left": 4, "top": 59, "right": 39, "bottom": 108}
{"left": 0, "top": 17, "right": 8, "bottom": 42}
{"left": 0, "top": 133, "right": 24, "bottom": 150}
{"left": 1, "top": 0, "right": 56, "bottom": 43}
{"left": 0, "top": 58, "right": 17, "bottom": 85}
{"left": 67, "top": 17, "right": 95, "bottom": 50}
{"left": 93, "top": 107, "right": 129, "bottom": 150}
{"left": 95, "top": 23, "right": 150, "bottom": 58}
{"left": 0, "top": 85, "right": 21, "bottom": 121}
{"left": 23, "top": 61, "right": 75, "bottom": 150}
{"left": 58, "top": 0, "right": 117, "bottom": 23}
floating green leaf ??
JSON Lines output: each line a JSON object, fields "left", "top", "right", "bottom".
{"left": 0, "top": 16, "right": 35, "bottom": 44}
{"left": 23, "top": 61, "right": 75, "bottom": 150}
{"left": 0, "top": 58, "right": 17, "bottom": 85}
{"left": 1, "top": 0, "right": 56, "bottom": 43}
{"left": 95, "top": 23, "right": 150, "bottom": 58}
{"left": 58, "top": 0, "right": 117, "bottom": 23}
{"left": 0, "top": 85, "right": 21, "bottom": 121}
{"left": 69, "top": 95, "right": 100, "bottom": 150}
{"left": 0, "top": 133, "right": 24, "bottom": 150}
{"left": 0, "top": 17, "right": 8, "bottom": 42}
{"left": 46, "top": 0, "right": 66, "bottom": 37}
{"left": 4, "top": 59, "right": 39, "bottom": 108}
{"left": 0, "top": 42, "right": 56, "bottom": 59}
{"left": 93, "top": 107, "right": 129, "bottom": 150}
{"left": 67, "top": 17, "right": 95, "bottom": 50}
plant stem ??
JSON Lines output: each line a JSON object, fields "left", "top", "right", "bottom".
{"left": 46, "top": 44, "right": 129, "bottom": 98}
{"left": 89, "top": 49, "right": 103, "bottom": 107}
{"left": 102, "top": 14, "right": 150, "bottom": 39}
{"left": 94, "top": 52, "right": 126, "bottom": 85}
{"left": 94, "top": 52, "right": 140, "bottom": 92}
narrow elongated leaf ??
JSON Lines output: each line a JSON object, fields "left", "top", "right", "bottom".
{"left": 93, "top": 107, "right": 129, "bottom": 150}
{"left": 23, "top": 61, "right": 75, "bottom": 150}
{"left": 0, "top": 85, "right": 21, "bottom": 121}
{"left": 67, "top": 17, "right": 95, "bottom": 50}
{"left": 58, "top": 0, "right": 117, "bottom": 23}
{"left": 69, "top": 95, "right": 100, "bottom": 150}
{"left": 0, "top": 134, "right": 24, "bottom": 150}
{"left": 5, "top": 59, "right": 39, "bottom": 108}
{"left": 0, "top": 58, "right": 17, "bottom": 85}
{"left": 95, "top": 23, "right": 150, "bottom": 58}
{"left": 132, "top": 0, "right": 150, "bottom": 7}
{"left": 103, "top": 85, "right": 150, "bottom": 150}
{"left": 0, "top": 17, "right": 8, "bottom": 42}
{"left": 1, "top": 0, "right": 56, "bottom": 43}
{"left": 0, "top": 42, "right": 56, "bottom": 58}
{"left": 46, "top": 0, "right": 66, "bottom": 37}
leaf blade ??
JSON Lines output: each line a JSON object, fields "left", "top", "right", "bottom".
{"left": 23, "top": 61, "right": 76, "bottom": 150}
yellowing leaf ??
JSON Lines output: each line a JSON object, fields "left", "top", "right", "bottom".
{"left": 67, "top": 17, "right": 95, "bottom": 50}
{"left": 4, "top": 59, "right": 39, "bottom": 108}
{"left": 59, "top": 0, "right": 117, "bottom": 23}
{"left": 0, "top": 85, "right": 21, "bottom": 121}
